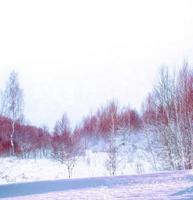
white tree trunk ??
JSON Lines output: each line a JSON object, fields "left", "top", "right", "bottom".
{"left": 11, "top": 120, "right": 15, "bottom": 156}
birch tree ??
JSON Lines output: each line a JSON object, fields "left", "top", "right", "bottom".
{"left": 1, "top": 71, "right": 24, "bottom": 156}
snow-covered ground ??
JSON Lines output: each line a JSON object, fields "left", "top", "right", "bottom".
{"left": 0, "top": 131, "right": 166, "bottom": 185}
{"left": 0, "top": 152, "right": 106, "bottom": 184}
{"left": 0, "top": 150, "right": 153, "bottom": 185}
{"left": 1, "top": 132, "right": 190, "bottom": 199}
{"left": 1, "top": 170, "right": 193, "bottom": 199}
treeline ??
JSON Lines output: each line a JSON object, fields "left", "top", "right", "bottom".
{"left": 0, "top": 101, "right": 141, "bottom": 157}
{"left": 0, "top": 63, "right": 192, "bottom": 174}
{"left": 0, "top": 116, "right": 51, "bottom": 158}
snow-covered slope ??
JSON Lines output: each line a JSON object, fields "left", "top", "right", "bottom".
{"left": 1, "top": 170, "right": 193, "bottom": 199}
{"left": 0, "top": 150, "right": 152, "bottom": 185}
{"left": 0, "top": 132, "right": 164, "bottom": 185}
{"left": 1, "top": 131, "right": 192, "bottom": 199}
{"left": 0, "top": 152, "right": 107, "bottom": 185}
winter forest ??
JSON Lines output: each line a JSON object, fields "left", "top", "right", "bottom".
{"left": 0, "top": 63, "right": 192, "bottom": 181}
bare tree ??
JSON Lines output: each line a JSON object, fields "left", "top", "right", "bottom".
{"left": 1, "top": 71, "right": 24, "bottom": 156}
{"left": 105, "top": 101, "right": 119, "bottom": 176}
{"left": 175, "top": 63, "right": 193, "bottom": 169}
{"left": 54, "top": 113, "right": 70, "bottom": 136}
{"left": 143, "top": 64, "right": 193, "bottom": 170}
{"left": 52, "top": 134, "right": 81, "bottom": 178}
{"left": 52, "top": 113, "right": 81, "bottom": 178}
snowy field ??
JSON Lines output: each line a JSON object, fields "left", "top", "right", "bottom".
{"left": 0, "top": 155, "right": 151, "bottom": 185}
{"left": 1, "top": 170, "right": 193, "bottom": 199}
{"left": 0, "top": 135, "right": 192, "bottom": 199}
{"left": 0, "top": 146, "right": 154, "bottom": 185}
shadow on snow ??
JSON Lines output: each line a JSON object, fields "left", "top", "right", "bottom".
{"left": 0, "top": 176, "right": 127, "bottom": 198}
{"left": 171, "top": 175, "right": 193, "bottom": 199}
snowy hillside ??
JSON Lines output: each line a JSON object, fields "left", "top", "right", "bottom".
{"left": 0, "top": 152, "right": 152, "bottom": 185}
{"left": 1, "top": 170, "right": 193, "bottom": 199}
{"left": 0, "top": 131, "right": 161, "bottom": 185}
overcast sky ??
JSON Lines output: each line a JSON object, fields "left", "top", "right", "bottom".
{"left": 0, "top": 0, "right": 193, "bottom": 130}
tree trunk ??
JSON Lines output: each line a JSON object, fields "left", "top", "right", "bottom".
{"left": 11, "top": 120, "right": 15, "bottom": 156}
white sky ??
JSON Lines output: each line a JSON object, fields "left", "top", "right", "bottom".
{"left": 0, "top": 0, "right": 193, "bottom": 130}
